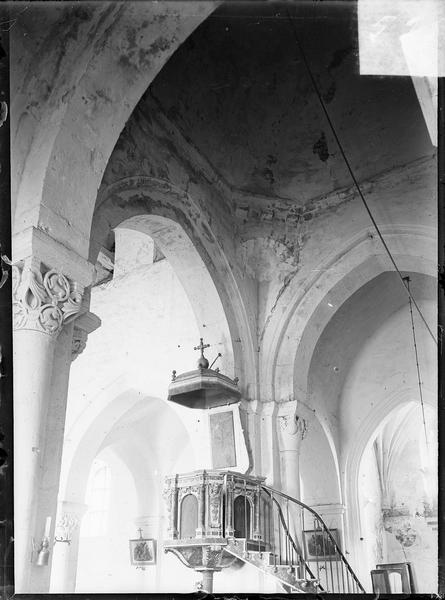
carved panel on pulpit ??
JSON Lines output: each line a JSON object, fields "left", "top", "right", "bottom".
{"left": 180, "top": 494, "right": 198, "bottom": 539}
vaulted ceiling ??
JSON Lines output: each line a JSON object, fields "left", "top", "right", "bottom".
{"left": 146, "top": 1, "right": 433, "bottom": 203}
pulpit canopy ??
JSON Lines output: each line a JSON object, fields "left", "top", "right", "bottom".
{"left": 168, "top": 339, "right": 240, "bottom": 409}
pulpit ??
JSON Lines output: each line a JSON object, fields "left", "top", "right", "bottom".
{"left": 160, "top": 341, "right": 344, "bottom": 594}
{"left": 163, "top": 470, "right": 267, "bottom": 592}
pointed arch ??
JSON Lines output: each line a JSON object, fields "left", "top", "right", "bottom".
{"left": 92, "top": 176, "right": 257, "bottom": 393}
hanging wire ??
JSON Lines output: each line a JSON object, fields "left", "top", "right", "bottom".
{"left": 404, "top": 276, "right": 429, "bottom": 448}
{"left": 285, "top": 8, "right": 437, "bottom": 346}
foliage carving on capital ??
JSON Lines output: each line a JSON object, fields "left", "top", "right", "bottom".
{"left": 278, "top": 414, "right": 291, "bottom": 431}
{"left": 55, "top": 512, "right": 80, "bottom": 540}
{"left": 12, "top": 265, "right": 83, "bottom": 336}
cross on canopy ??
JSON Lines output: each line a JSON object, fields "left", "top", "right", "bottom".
{"left": 194, "top": 338, "right": 210, "bottom": 358}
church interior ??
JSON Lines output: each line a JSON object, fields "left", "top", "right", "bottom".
{"left": 9, "top": 0, "right": 438, "bottom": 594}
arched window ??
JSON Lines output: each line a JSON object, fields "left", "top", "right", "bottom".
{"left": 234, "top": 495, "right": 251, "bottom": 539}
{"left": 180, "top": 494, "right": 198, "bottom": 539}
{"left": 81, "top": 459, "right": 111, "bottom": 537}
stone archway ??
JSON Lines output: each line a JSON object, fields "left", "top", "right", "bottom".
{"left": 54, "top": 386, "right": 194, "bottom": 593}
{"left": 11, "top": 9, "right": 219, "bottom": 590}
{"left": 12, "top": 2, "right": 216, "bottom": 264}
{"left": 268, "top": 226, "right": 435, "bottom": 407}
{"left": 93, "top": 176, "right": 257, "bottom": 396}
{"left": 264, "top": 227, "right": 435, "bottom": 582}
{"left": 259, "top": 227, "right": 434, "bottom": 494}
{"left": 347, "top": 395, "right": 437, "bottom": 591}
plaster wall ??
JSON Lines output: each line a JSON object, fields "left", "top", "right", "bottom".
{"left": 308, "top": 273, "right": 434, "bottom": 450}
{"left": 357, "top": 441, "right": 384, "bottom": 591}
{"left": 339, "top": 299, "right": 436, "bottom": 458}
{"left": 76, "top": 447, "right": 139, "bottom": 592}
{"left": 300, "top": 416, "right": 341, "bottom": 507}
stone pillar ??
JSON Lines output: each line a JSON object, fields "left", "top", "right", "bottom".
{"left": 11, "top": 236, "right": 95, "bottom": 593}
{"left": 276, "top": 401, "right": 310, "bottom": 556}
{"left": 260, "top": 401, "right": 278, "bottom": 486}
{"left": 49, "top": 501, "right": 88, "bottom": 593}
{"left": 277, "top": 402, "right": 308, "bottom": 500}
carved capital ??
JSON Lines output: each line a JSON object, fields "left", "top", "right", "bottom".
{"left": 278, "top": 413, "right": 307, "bottom": 440}
{"left": 12, "top": 264, "right": 83, "bottom": 336}
{"left": 55, "top": 512, "right": 80, "bottom": 541}
{"left": 278, "top": 414, "right": 291, "bottom": 431}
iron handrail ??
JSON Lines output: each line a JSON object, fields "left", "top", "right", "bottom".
{"left": 263, "top": 488, "right": 322, "bottom": 589}
{"left": 261, "top": 483, "right": 366, "bottom": 593}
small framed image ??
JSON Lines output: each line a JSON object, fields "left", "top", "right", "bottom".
{"left": 129, "top": 536, "right": 156, "bottom": 566}
{"left": 371, "top": 569, "right": 391, "bottom": 594}
{"left": 303, "top": 529, "right": 340, "bottom": 561}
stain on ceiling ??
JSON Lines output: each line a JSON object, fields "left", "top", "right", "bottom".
{"left": 146, "top": 1, "right": 433, "bottom": 203}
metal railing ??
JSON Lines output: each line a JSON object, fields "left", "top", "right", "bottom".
{"left": 260, "top": 484, "right": 365, "bottom": 593}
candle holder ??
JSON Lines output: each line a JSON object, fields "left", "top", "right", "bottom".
{"left": 35, "top": 537, "right": 50, "bottom": 566}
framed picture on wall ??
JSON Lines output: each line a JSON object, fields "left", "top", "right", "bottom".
{"left": 129, "top": 536, "right": 156, "bottom": 566}
{"left": 303, "top": 529, "right": 340, "bottom": 560}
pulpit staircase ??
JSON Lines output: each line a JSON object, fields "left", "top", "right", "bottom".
{"left": 224, "top": 482, "right": 365, "bottom": 593}
{"left": 163, "top": 470, "right": 365, "bottom": 593}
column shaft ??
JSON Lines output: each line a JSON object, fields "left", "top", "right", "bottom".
{"left": 201, "top": 570, "right": 214, "bottom": 593}
{"left": 28, "top": 323, "right": 74, "bottom": 592}
{"left": 14, "top": 328, "right": 56, "bottom": 592}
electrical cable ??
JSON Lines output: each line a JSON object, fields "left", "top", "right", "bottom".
{"left": 404, "top": 276, "right": 429, "bottom": 448}
{"left": 285, "top": 7, "right": 437, "bottom": 346}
